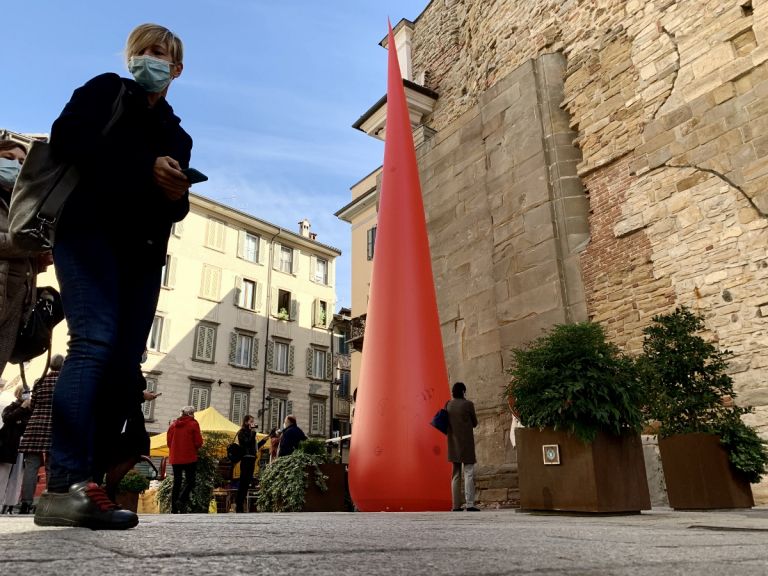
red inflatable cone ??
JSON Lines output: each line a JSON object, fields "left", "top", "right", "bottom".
{"left": 348, "top": 22, "right": 452, "bottom": 512}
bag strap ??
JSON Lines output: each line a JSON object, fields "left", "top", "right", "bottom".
{"left": 19, "top": 346, "right": 51, "bottom": 392}
{"left": 38, "top": 82, "right": 126, "bottom": 223}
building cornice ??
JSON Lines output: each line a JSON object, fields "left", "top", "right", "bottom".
{"left": 334, "top": 185, "right": 379, "bottom": 223}
{"left": 190, "top": 193, "right": 341, "bottom": 257}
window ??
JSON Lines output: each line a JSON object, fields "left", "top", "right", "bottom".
{"left": 314, "top": 258, "right": 328, "bottom": 284}
{"left": 274, "top": 341, "right": 289, "bottom": 374}
{"left": 231, "top": 332, "right": 255, "bottom": 368}
{"left": 142, "top": 377, "right": 158, "bottom": 420}
{"left": 147, "top": 315, "right": 164, "bottom": 352}
{"left": 339, "top": 371, "right": 351, "bottom": 397}
{"left": 240, "top": 232, "right": 260, "bottom": 263}
{"left": 279, "top": 245, "right": 293, "bottom": 273}
{"left": 161, "top": 254, "right": 176, "bottom": 288}
{"left": 269, "top": 396, "right": 291, "bottom": 431}
{"left": 238, "top": 279, "right": 257, "bottom": 310}
{"left": 205, "top": 218, "right": 226, "bottom": 251}
{"left": 189, "top": 382, "right": 211, "bottom": 412}
{"left": 310, "top": 400, "right": 326, "bottom": 436}
{"left": 230, "top": 387, "right": 250, "bottom": 425}
{"left": 313, "top": 299, "right": 328, "bottom": 328}
{"left": 367, "top": 226, "right": 377, "bottom": 260}
{"left": 193, "top": 323, "right": 216, "bottom": 362}
{"left": 200, "top": 265, "right": 221, "bottom": 300}
{"left": 336, "top": 331, "right": 349, "bottom": 355}
{"left": 171, "top": 221, "right": 184, "bottom": 237}
{"left": 312, "top": 348, "right": 327, "bottom": 380}
{"left": 277, "top": 289, "right": 291, "bottom": 319}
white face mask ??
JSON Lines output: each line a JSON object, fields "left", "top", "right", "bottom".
{"left": 128, "top": 55, "right": 172, "bottom": 93}
{"left": 0, "top": 157, "right": 20, "bottom": 191}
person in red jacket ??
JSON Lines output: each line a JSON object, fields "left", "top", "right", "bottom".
{"left": 167, "top": 406, "right": 202, "bottom": 513}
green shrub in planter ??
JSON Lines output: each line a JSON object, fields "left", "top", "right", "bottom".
{"left": 119, "top": 469, "right": 150, "bottom": 493}
{"left": 157, "top": 431, "right": 230, "bottom": 513}
{"left": 637, "top": 306, "right": 768, "bottom": 482}
{"left": 256, "top": 439, "right": 329, "bottom": 512}
{"left": 505, "top": 322, "right": 643, "bottom": 443}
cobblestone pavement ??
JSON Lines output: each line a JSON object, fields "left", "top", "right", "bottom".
{"left": 1, "top": 508, "right": 767, "bottom": 575}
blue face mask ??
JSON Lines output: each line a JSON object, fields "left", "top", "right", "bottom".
{"left": 0, "top": 157, "right": 20, "bottom": 191}
{"left": 128, "top": 55, "right": 172, "bottom": 93}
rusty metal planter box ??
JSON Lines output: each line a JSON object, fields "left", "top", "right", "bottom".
{"left": 302, "top": 463, "right": 347, "bottom": 512}
{"left": 515, "top": 428, "right": 651, "bottom": 513}
{"left": 658, "top": 433, "right": 754, "bottom": 510}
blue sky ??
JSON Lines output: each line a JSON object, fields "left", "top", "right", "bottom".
{"left": 2, "top": 1, "right": 427, "bottom": 310}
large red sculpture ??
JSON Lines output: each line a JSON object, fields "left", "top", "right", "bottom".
{"left": 348, "top": 23, "right": 452, "bottom": 512}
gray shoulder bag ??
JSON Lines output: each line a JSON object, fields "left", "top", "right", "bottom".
{"left": 8, "top": 82, "right": 126, "bottom": 252}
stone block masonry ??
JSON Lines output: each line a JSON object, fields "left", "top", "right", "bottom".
{"left": 404, "top": 0, "right": 768, "bottom": 504}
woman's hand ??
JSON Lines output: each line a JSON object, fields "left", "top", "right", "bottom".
{"left": 36, "top": 252, "right": 54, "bottom": 273}
{"left": 153, "top": 156, "right": 190, "bottom": 201}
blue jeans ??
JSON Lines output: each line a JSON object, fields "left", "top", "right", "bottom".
{"left": 48, "top": 230, "right": 162, "bottom": 492}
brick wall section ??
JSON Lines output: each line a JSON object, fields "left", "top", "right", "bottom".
{"left": 580, "top": 155, "right": 676, "bottom": 353}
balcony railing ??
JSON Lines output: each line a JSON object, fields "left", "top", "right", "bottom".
{"left": 348, "top": 314, "right": 366, "bottom": 352}
{"left": 334, "top": 392, "right": 350, "bottom": 418}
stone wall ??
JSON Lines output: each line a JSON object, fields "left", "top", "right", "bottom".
{"left": 415, "top": 52, "right": 590, "bottom": 506}
{"left": 408, "top": 0, "right": 768, "bottom": 502}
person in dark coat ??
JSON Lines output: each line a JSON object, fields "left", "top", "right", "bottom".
{"left": 0, "top": 140, "right": 52, "bottom": 380}
{"left": 446, "top": 382, "right": 479, "bottom": 511}
{"left": 0, "top": 385, "right": 31, "bottom": 511}
{"left": 277, "top": 415, "right": 307, "bottom": 458}
{"left": 167, "top": 406, "right": 203, "bottom": 513}
{"left": 234, "top": 415, "right": 267, "bottom": 513}
{"left": 18, "top": 354, "right": 64, "bottom": 514}
{"left": 36, "top": 23, "right": 193, "bottom": 531}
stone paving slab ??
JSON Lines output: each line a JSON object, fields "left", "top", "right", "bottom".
{"left": 1, "top": 509, "right": 767, "bottom": 575}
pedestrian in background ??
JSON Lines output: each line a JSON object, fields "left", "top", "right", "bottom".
{"left": 447, "top": 382, "right": 479, "bottom": 512}
{"left": 0, "top": 384, "right": 31, "bottom": 512}
{"left": 167, "top": 406, "right": 203, "bottom": 513}
{"left": 0, "top": 140, "right": 52, "bottom": 379}
{"left": 17, "top": 353, "right": 64, "bottom": 514}
{"left": 35, "top": 23, "right": 192, "bottom": 530}
{"left": 277, "top": 415, "right": 307, "bottom": 458}
{"left": 269, "top": 428, "right": 281, "bottom": 463}
{"left": 234, "top": 414, "right": 267, "bottom": 513}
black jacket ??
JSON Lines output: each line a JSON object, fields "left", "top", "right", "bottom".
{"left": 237, "top": 427, "right": 268, "bottom": 458}
{"left": 0, "top": 399, "right": 31, "bottom": 464}
{"left": 278, "top": 424, "right": 307, "bottom": 458}
{"left": 50, "top": 73, "right": 192, "bottom": 265}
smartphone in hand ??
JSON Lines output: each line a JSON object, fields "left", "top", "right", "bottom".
{"left": 182, "top": 168, "right": 208, "bottom": 184}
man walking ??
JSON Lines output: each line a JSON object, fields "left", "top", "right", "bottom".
{"left": 167, "top": 406, "right": 203, "bottom": 513}
{"left": 446, "top": 382, "right": 479, "bottom": 511}
{"left": 277, "top": 415, "right": 306, "bottom": 458}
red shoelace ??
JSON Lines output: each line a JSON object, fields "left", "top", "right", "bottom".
{"left": 84, "top": 483, "right": 119, "bottom": 512}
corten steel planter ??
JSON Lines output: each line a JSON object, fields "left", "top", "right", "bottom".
{"left": 515, "top": 428, "right": 651, "bottom": 513}
{"left": 302, "top": 463, "right": 347, "bottom": 512}
{"left": 658, "top": 432, "right": 754, "bottom": 510}
{"left": 115, "top": 491, "right": 140, "bottom": 513}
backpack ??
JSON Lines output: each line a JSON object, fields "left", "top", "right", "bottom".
{"left": 227, "top": 441, "right": 242, "bottom": 464}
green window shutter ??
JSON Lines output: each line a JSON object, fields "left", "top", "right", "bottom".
{"left": 288, "top": 345, "right": 295, "bottom": 375}
{"left": 270, "top": 399, "right": 279, "bottom": 430}
{"left": 229, "top": 332, "right": 237, "bottom": 365}
{"left": 266, "top": 340, "right": 274, "bottom": 370}
{"left": 286, "top": 400, "right": 293, "bottom": 416}
{"left": 326, "top": 351, "right": 333, "bottom": 381}
{"left": 306, "top": 348, "right": 313, "bottom": 378}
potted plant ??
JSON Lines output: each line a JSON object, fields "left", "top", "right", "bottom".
{"left": 277, "top": 308, "right": 290, "bottom": 321}
{"left": 116, "top": 469, "right": 150, "bottom": 513}
{"left": 507, "top": 322, "right": 650, "bottom": 513}
{"left": 257, "top": 439, "right": 347, "bottom": 512}
{"left": 637, "top": 306, "right": 768, "bottom": 509}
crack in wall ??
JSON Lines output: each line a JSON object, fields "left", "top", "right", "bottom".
{"left": 652, "top": 26, "right": 681, "bottom": 120}
{"left": 665, "top": 162, "right": 767, "bottom": 218}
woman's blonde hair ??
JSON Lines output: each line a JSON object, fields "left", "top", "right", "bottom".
{"left": 125, "top": 23, "right": 183, "bottom": 64}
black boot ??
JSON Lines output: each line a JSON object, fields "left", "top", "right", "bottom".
{"left": 18, "top": 502, "right": 31, "bottom": 515}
